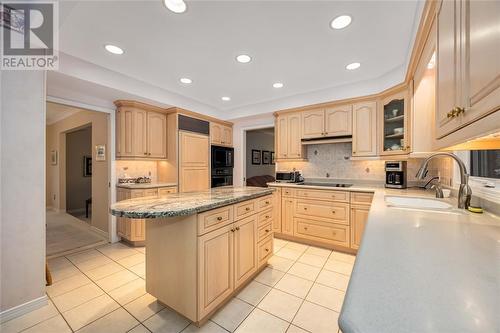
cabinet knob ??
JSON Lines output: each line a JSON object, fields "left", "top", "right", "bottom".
{"left": 265, "top": 248, "right": 269, "bottom": 252}
{"left": 245, "top": 207, "right": 251, "bottom": 211}
{"left": 331, "top": 210, "right": 336, "bottom": 214}
{"left": 304, "top": 226, "right": 308, "bottom": 230}
{"left": 231, "top": 228, "right": 235, "bottom": 232}
{"left": 265, "top": 229, "right": 270, "bottom": 233}
{"left": 303, "top": 207, "right": 308, "bottom": 210}
{"left": 265, "top": 201, "right": 270, "bottom": 204}
{"left": 217, "top": 216, "right": 223, "bottom": 221}
{"left": 265, "top": 215, "right": 270, "bottom": 219}
{"left": 144, "top": 152, "right": 147, "bottom": 155}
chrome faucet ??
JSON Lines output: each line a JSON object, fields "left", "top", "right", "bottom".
{"left": 416, "top": 152, "right": 472, "bottom": 209}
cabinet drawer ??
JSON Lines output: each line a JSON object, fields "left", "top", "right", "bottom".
{"left": 257, "top": 208, "right": 273, "bottom": 228}
{"left": 295, "top": 189, "right": 348, "bottom": 202}
{"left": 258, "top": 235, "right": 273, "bottom": 267}
{"left": 282, "top": 188, "right": 294, "bottom": 197}
{"left": 143, "top": 189, "right": 159, "bottom": 197}
{"left": 295, "top": 218, "right": 349, "bottom": 247}
{"left": 234, "top": 200, "right": 256, "bottom": 220}
{"left": 294, "top": 199, "right": 349, "bottom": 225}
{"left": 350, "top": 192, "right": 373, "bottom": 206}
{"left": 130, "top": 190, "right": 146, "bottom": 198}
{"left": 258, "top": 195, "right": 273, "bottom": 211}
{"left": 158, "top": 187, "right": 177, "bottom": 196}
{"left": 257, "top": 223, "right": 272, "bottom": 242}
{"left": 197, "top": 206, "right": 234, "bottom": 235}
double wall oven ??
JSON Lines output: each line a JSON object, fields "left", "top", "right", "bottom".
{"left": 211, "top": 145, "right": 234, "bottom": 187}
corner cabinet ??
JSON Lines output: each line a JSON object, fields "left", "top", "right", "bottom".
{"left": 210, "top": 122, "right": 233, "bottom": 147}
{"left": 115, "top": 101, "right": 167, "bottom": 159}
{"left": 275, "top": 113, "right": 305, "bottom": 160}
{"left": 379, "top": 91, "right": 410, "bottom": 155}
{"left": 436, "top": 0, "right": 500, "bottom": 139}
{"left": 352, "top": 101, "right": 377, "bottom": 157}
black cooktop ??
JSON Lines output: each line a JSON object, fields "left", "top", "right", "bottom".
{"left": 297, "top": 182, "right": 353, "bottom": 188}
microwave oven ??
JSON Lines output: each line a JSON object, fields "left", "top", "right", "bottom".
{"left": 276, "top": 171, "right": 302, "bottom": 183}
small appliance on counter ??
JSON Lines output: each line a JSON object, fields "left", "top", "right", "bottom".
{"left": 276, "top": 170, "right": 303, "bottom": 183}
{"left": 385, "top": 161, "right": 407, "bottom": 188}
{"left": 211, "top": 145, "right": 234, "bottom": 188}
{"left": 118, "top": 177, "right": 152, "bottom": 184}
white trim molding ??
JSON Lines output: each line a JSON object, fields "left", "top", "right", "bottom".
{"left": 0, "top": 295, "right": 48, "bottom": 324}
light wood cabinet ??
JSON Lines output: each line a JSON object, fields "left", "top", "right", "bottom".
{"left": 379, "top": 90, "right": 410, "bottom": 155}
{"left": 116, "top": 105, "right": 167, "bottom": 159}
{"left": 301, "top": 106, "right": 352, "bottom": 139}
{"left": 211, "top": 122, "right": 233, "bottom": 147}
{"left": 281, "top": 198, "right": 294, "bottom": 235}
{"left": 179, "top": 131, "right": 209, "bottom": 193}
{"left": 352, "top": 101, "right": 378, "bottom": 157}
{"left": 276, "top": 113, "right": 305, "bottom": 160}
{"left": 436, "top": 0, "right": 500, "bottom": 139}
{"left": 350, "top": 205, "right": 370, "bottom": 250}
{"left": 272, "top": 188, "right": 282, "bottom": 233}
{"left": 233, "top": 216, "right": 257, "bottom": 288}
{"left": 302, "top": 109, "right": 325, "bottom": 138}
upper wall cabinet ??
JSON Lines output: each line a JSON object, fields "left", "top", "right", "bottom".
{"left": 436, "top": 0, "right": 500, "bottom": 139}
{"left": 211, "top": 122, "right": 233, "bottom": 147}
{"left": 379, "top": 90, "right": 410, "bottom": 155}
{"left": 352, "top": 101, "right": 377, "bottom": 157}
{"left": 115, "top": 101, "right": 167, "bottom": 159}
{"left": 276, "top": 113, "right": 305, "bottom": 160}
{"left": 301, "top": 106, "right": 352, "bottom": 139}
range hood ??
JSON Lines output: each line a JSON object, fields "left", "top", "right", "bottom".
{"left": 301, "top": 135, "right": 352, "bottom": 145}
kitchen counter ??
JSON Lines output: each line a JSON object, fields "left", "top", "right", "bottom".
{"left": 116, "top": 182, "right": 177, "bottom": 189}
{"left": 268, "top": 182, "right": 500, "bottom": 332}
{"left": 110, "top": 186, "right": 274, "bottom": 219}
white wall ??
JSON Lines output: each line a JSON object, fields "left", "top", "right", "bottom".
{"left": 246, "top": 130, "right": 275, "bottom": 179}
{"left": 1, "top": 71, "right": 47, "bottom": 316}
{"left": 232, "top": 113, "right": 275, "bottom": 187}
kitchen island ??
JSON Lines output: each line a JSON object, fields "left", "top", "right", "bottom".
{"left": 110, "top": 186, "right": 276, "bottom": 325}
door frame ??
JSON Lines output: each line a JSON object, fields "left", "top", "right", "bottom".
{"left": 47, "top": 96, "right": 119, "bottom": 243}
{"left": 239, "top": 124, "right": 275, "bottom": 186}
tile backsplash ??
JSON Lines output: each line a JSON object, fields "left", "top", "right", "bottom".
{"left": 115, "top": 160, "right": 158, "bottom": 182}
{"left": 277, "top": 143, "right": 453, "bottom": 185}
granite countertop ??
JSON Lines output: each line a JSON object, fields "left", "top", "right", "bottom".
{"left": 268, "top": 181, "right": 500, "bottom": 332}
{"left": 116, "top": 182, "right": 178, "bottom": 189}
{"left": 110, "top": 186, "right": 274, "bottom": 219}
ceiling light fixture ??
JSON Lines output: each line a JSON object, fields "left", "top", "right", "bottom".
{"left": 163, "top": 0, "right": 187, "bottom": 13}
{"left": 180, "top": 77, "right": 192, "bottom": 84}
{"left": 104, "top": 44, "right": 124, "bottom": 55}
{"left": 345, "top": 62, "right": 361, "bottom": 70}
{"left": 236, "top": 54, "right": 252, "bottom": 63}
{"left": 273, "top": 82, "right": 284, "bottom": 88}
{"left": 221, "top": 96, "right": 231, "bottom": 101}
{"left": 330, "top": 15, "right": 352, "bottom": 30}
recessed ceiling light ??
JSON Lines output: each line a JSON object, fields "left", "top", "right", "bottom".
{"left": 163, "top": 0, "right": 187, "bottom": 13}
{"left": 330, "top": 15, "right": 352, "bottom": 29}
{"left": 104, "top": 44, "right": 124, "bottom": 55}
{"left": 221, "top": 96, "right": 231, "bottom": 101}
{"left": 180, "top": 77, "right": 192, "bottom": 84}
{"left": 273, "top": 82, "right": 284, "bottom": 88}
{"left": 346, "top": 62, "right": 361, "bottom": 70}
{"left": 236, "top": 54, "right": 252, "bottom": 63}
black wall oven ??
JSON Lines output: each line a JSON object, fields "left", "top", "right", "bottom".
{"left": 211, "top": 146, "right": 234, "bottom": 188}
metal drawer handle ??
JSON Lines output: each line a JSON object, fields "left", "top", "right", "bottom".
{"left": 331, "top": 210, "right": 336, "bottom": 214}
{"left": 265, "top": 248, "right": 269, "bottom": 252}
{"left": 265, "top": 215, "right": 270, "bottom": 219}
{"left": 217, "top": 216, "right": 223, "bottom": 221}
{"left": 265, "top": 201, "right": 270, "bottom": 204}
{"left": 231, "top": 228, "right": 235, "bottom": 232}
{"left": 265, "top": 229, "right": 270, "bottom": 232}
{"left": 245, "top": 207, "right": 251, "bottom": 211}
{"left": 236, "top": 227, "right": 240, "bottom": 231}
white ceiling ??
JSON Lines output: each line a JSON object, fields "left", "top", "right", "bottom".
{"left": 55, "top": 1, "right": 422, "bottom": 119}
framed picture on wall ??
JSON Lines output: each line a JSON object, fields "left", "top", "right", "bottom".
{"left": 83, "top": 156, "right": 92, "bottom": 177}
{"left": 50, "top": 150, "right": 58, "bottom": 165}
{"left": 262, "top": 150, "right": 270, "bottom": 164}
{"left": 95, "top": 145, "right": 106, "bottom": 161}
{"left": 271, "top": 152, "right": 275, "bottom": 165}
{"left": 252, "top": 150, "right": 261, "bottom": 165}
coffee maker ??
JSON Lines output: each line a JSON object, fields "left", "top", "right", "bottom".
{"left": 385, "top": 161, "right": 407, "bottom": 188}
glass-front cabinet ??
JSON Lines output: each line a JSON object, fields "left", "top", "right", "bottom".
{"left": 380, "top": 91, "right": 410, "bottom": 155}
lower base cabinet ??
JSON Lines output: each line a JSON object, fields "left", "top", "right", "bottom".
{"left": 350, "top": 205, "right": 370, "bottom": 250}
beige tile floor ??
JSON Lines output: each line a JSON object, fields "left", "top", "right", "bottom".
{"left": 1, "top": 238, "right": 354, "bottom": 333}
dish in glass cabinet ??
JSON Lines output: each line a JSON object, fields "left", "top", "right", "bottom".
{"left": 391, "top": 109, "right": 399, "bottom": 117}
{"left": 394, "top": 127, "right": 404, "bottom": 134}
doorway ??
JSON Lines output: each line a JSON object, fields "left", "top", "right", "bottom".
{"left": 46, "top": 102, "right": 109, "bottom": 258}
{"left": 245, "top": 127, "right": 276, "bottom": 187}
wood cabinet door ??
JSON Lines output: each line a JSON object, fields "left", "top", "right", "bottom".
{"left": 287, "top": 113, "right": 302, "bottom": 158}
{"left": 147, "top": 112, "right": 167, "bottom": 158}
{"left": 133, "top": 109, "right": 148, "bottom": 157}
{"left": 352, "top": 101, "right": 377, "bottom": 156}
{"left": 130, "top": 219, "right": 146, "bottom": 241}
{"left": 198, "top": 224, "right": 234, "bottom": 319}
{"left": 180, "top": 167, "right": 209, "bottom": 193}
{"left": 221, "top": 126, "right": 233, "bottom": 146}
{"left": 350, "top": 205, "right": 370, "bottom": 250}
{"left": 117, "top": 108, "right": 135, "bottom": 157}
{"left": 379, "top": 91, "right": 409, "bottom": 156}
{"left": 462, "top": 0, "right": 500, "bottom": 125}
{"left": 233, "top": 216, "right": 257, "bottom": 289}
{"left": 301, "top": 109, "right": 325, "bottom": 139}
{"left": 436, "top": 0, "right": 462, "bottom": 138}
{"left": 211, "top": 123, "right": 222, "bottom": 145}
{"left": 325, "top": 105, "right": 352, "bottom": 136}
{"left": 281, "top": 198, "right": 294, "bottom": 235}
{"left": 180, "top": 131, "right": 209, "bottom": 167}
{"left": 272, "top": 189, "right": 282, "bottom": 233}
{"left": 276, "top": 115, "right": 288, "bottom": 159}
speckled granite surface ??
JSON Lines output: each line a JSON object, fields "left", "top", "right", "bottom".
{"left": 110, "top": 186, "right": 274, "bottom": 219}
{"left": 116, "top": 182, "right": 177, "bottom": 189}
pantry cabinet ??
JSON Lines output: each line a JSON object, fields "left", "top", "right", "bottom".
{"left": 211, "top": 122, "right": 233, "bottom": 147}
{"left": 379, "top": 90, "right": 410, "bottom": 156}
{"left": 276, "top": 113, "right": 305, "bottom": 160}
{"left": 435, "top": 0, "right": 500, "bottom": 139}
{"left": 352, "top": 101, "right": 378, "bottom": 157}
{"left": 179, "top": 131, "right": 210, "bottom": 193}
{"left": 301, "top": 106, "right": 352, "bottom": 139}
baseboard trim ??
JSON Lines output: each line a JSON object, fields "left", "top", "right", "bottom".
{"left": 0, "top": 295, "right": 48, "bottom": 324}
{"left": 91, "top": 226, "right": 109, "bottom": 239}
